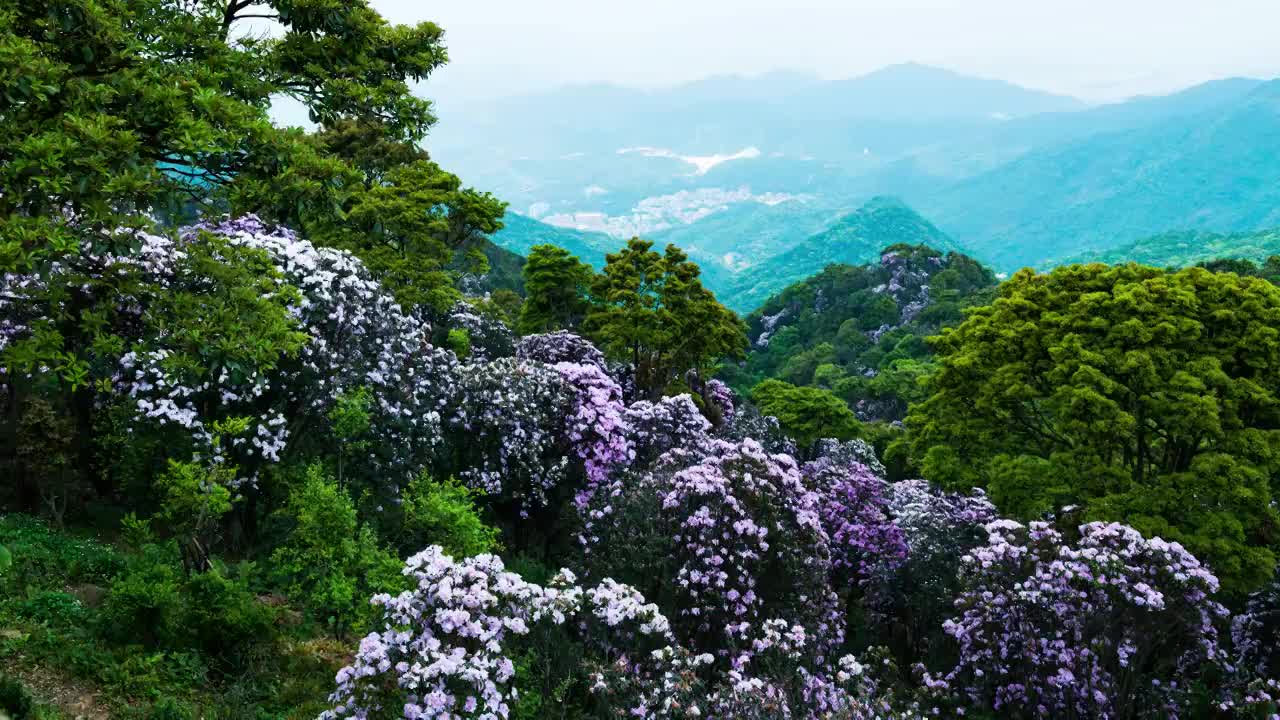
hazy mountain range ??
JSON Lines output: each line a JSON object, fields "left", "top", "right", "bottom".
{"left": 434, "top": 63, "right": 1280, "bottom": 312}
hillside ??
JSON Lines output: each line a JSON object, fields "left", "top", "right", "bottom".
{"left": 490, "top": 212, "right": 625, "bottom": 269}
{"left": 1051, "top": 227, "right": 1280, "bottom": 269}
{"left": 718, "top": 197, "right": 960, "bottom": 311}
{"left": 721, "top": 243, "right": 997, "bottom": 421}
{"left": 916, "top": 79, "right": 1280, "bottom": 269}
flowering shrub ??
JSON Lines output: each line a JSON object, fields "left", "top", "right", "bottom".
{"left": 580, "top": 438, "right": 849, "bottom": 715}
{"left": 167, "top": 217, "right": 457, "bottom": 485}
{"left": 448, "top": 302, "right": 515, "bottom": 362}
{"left": 515, "top": 331, "right": 607, "bottom": 371}
{"left": 801, "top": 456, "right": 906, "bottom": 587}
{"left": 719, "top": 404, "right": 798, "bottom": 456}
{"left": 553, "top": 362, "right": 630, "bottom": 489}
{"left": 704, "top": 377, "right": 736, "bottom": 423}
{"left": 320, "top": 546, "right": 671, "bottom": 720}
{"left": 936, "top": 520, "right": 1228, "bottom": 719}
{"left": 448, "top": 358, "right": 574, "bottom": 514}
{"left": 860, "top": 479, "right": 998, "bottom": 671}
{"left": 623, "top": 394, "right": 712, "bottom": 467}
{"left": 811, "top": 437, "right": 885, "bottom": 476}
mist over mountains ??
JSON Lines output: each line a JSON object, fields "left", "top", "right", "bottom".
{"left": 432, "top": 62, "right": 1280, "bottom": 312}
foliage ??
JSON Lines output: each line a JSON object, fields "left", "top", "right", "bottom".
{"left": 908, "top": 263, "right": 1280, "bottom": 593}
{"left": 729, "top": 244, "right": 996, "bottom": 422}
{"left": 398, "top": 474, "right": 500, "bottom": 559}
{"left": 1055, "top": 229, "right": 1280, "bottom": 273}
{"left": 750, "top": 379, "right": 862, "bottom": 450}
{"left": 585, "top": 238, "right": 747, "bottom": 399}
{"left": 152, "top": 460, "right": 235, "bottom": 573}
{"left": 518, "top": 244, "right": 595, "bottom": 334}
{"left": 269, "top": 466, "right": 402, "bottom": 636}
{"left": 14, "top": 397, "right": 78, "bottom": 527}
{"left": 0, "top": 0, "right": 489, "bottom": 368}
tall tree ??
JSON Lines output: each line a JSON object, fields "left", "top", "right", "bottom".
{"left": 906, "top": 263, "right": 1280, "bottom": 593}
{"left": 0, "top": 0, "right": 499, "bottom": 499}
{"left": 518, "top": 245, "right": 594, "bottom": 334}
{"left": 585, "top": 238, "right": 746, "bottom": 399}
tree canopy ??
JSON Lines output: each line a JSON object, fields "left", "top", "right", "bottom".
{"left": 906, "top": 262, "right": 1280, "bottom": 592}
{"left": 518, "top": 244, "right": 593, "bottom": 335}
{"left": 749, "top": 378, "right": 862, "bottom": 450}
{"left": 1, "top": 0, "right": 503, "bottom": 311}
{"left": 584, "top": 238, "right": 747, "bottom": 399}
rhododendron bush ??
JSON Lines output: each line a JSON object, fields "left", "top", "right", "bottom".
{"left": 935, "top": 520, "right": 1230, "bottom": 718}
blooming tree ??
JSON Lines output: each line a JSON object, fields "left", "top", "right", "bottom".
{"left": 801, "top": 456, "right": 906, "bottom": 587}
{"left": 447, "top": 357, "right": 574, "bottom": 514}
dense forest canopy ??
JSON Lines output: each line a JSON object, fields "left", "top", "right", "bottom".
{"left": 1, "top": 2, "right": 1280, "bottom": 719}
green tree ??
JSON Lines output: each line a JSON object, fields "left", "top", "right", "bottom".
{"left": 1, "top": 0, "right": 450, "bottom": 273}
{"left": 327, "top": 386, "right": 373, "bottom": 488}
{"left": 518, "top": 245, "right": 594, "bottom": 334}
{"left": 749, "top": 379, "right": 862, "bottom": 450}
{"left": 586, "top": 239, "right": 747, "bottom": 399}
{"left": 906, "top": 263, "right": 1280, "bottom": 593}
{"left": 1, "top": 0, "right": 501, "bottom": 393}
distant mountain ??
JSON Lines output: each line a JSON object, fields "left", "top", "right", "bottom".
{"left": 916, "top": 80, "right": 1280, "bottom": 269}
{"left": 427, "top": 63, "right": 1085, "bottom": 217}
{"left": 1051, "top": 227, "right": 1280, "bottom": 269}
{"left": 718, "top": 197, "right": 960, "bottom": 311}
{"left": 791, "top": 63, "right": 1084, "bottom": 121}
{"left": 489, "top": 213, "right": 625, "bottom": 270}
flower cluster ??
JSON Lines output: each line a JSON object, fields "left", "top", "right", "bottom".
{"left": 515, "top": 331, "right": 607, "bottom": 371}
{"left": 551, "top": 361, "right": 631, "bottom": 507}
{"left": 936, "top": 520, "right": 1228, "bottom": 717}
{"left": 449, "top": 358, "right": 574, "bottom": 513}
{"left": 321, "top": 547, "right": 671, "bottom": 720}
{"left": 802, "top": 455, "right": 906, "bottom": 586}
{"left": 623, "top": 394, "right": 713, "bottom": 467}
{"left": 170, "top": 216, "right": 456, "bottom": 485}
{"left": 581, "top": 437, "right": 848, "bottom": 715}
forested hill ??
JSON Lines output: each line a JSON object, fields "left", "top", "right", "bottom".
{"left": 1050, "top": 227, "right": 1280, "bottom": 269}
{"left": 719, "top": 196, "right": 959, "bottom": 311}
{"left": 721, "top": 244, "right": 996, "bottom": 422}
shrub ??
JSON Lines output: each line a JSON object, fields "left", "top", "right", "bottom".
{"left": 0, "top": 674, "right": 34, "bottom": 719}
{"left": 99, "top": 545, "right": 184, "bottom": 648}
{"left": 271, "top": 466, "right": 403, "bottom": 636}
{"left": 148, "top": 696, "right": 195, "bottom": 720}
{"left": 12, "top": 591, "right": 87, "bottom": 628}
{"left": 398, "top": 474, "right": 499, "bottom": 558}
{"left": 0, "top": 515, "right": 124, "bottom": 591}
{"left": 181, "top": 570, "right": 277, "bottom": 670}
{"left": 935, "top": 520, "right": 1228, "bottom": 718}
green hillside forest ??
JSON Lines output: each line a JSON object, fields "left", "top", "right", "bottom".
{"left": 3, "top": 2, "right": 1280, "bottom": 720}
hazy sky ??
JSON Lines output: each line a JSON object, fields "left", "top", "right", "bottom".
{"left": 369, "top": 0, "right": 1280, "bottom": 105}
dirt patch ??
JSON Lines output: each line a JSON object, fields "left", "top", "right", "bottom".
{"left": 7, "top": 656, "right": 111, "bottom": 720}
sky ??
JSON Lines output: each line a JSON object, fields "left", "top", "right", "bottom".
{"left": 367, "top": 0, "right": 1280, "bottom": 105}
